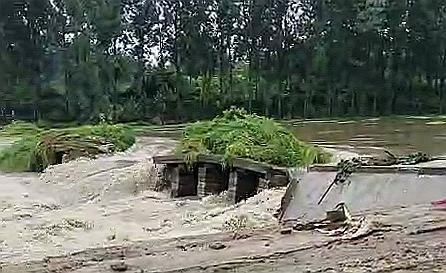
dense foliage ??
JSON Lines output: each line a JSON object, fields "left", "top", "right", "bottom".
{"left": 179, "top": 108, "right": 330, "bottom": 167}
{"left": 1, "top": 0, "right": 446, "bottom": 122}
{"left": 0, "top": 123, "right": 135, "bottom": 172}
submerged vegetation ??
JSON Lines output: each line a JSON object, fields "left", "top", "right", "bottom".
{"left": 179, "top": 108, "right": 331, "bottom": 167}
{"left": 0, "top": 122, "right": 135, "bottom": 172}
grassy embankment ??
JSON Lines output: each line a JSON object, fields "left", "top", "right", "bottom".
{"left": 0, "top": 122, "right": 135, "bottom": 172}
{"left": 178, "top": 108, "right": 331, "bottom": 168}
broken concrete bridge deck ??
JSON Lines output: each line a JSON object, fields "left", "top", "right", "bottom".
{"left": 153, "top": 154, "right": 289, "bottom": 203}
{"left": 309, "top": 161, "right": 446, "bottom": 175}
{"left": 281, "top": 160, "right": 446, "bottom": 224}
{"left": 153, "top": 154, "right": 288, "bottom": 175}
{"left": 154, "top": 153, "right": 446, "bottom": 228}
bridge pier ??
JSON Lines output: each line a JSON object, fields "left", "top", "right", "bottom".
{"left": 154, "top": 155, "right": 289, "bottom": 204}
{"left": 227, "top": 169, "right": 261, "bottom": 203}
{"left": 168, "top": 164, "right": 198, "bottom": 198}
{"left": 197, "top": 164, "right": 229, "bottom": 197}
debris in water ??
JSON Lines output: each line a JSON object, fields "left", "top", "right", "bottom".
{"left": 107, "top": 229, "right": 117, "bottom": 241}
{"left": 317, "top": 151, "right": 434, "bottom": 206}
{"left": 432, "top": 199, "right": 446, "bottom": 211}
{"left": 326, "top": 203, "right": 351, "bottom": 223}
{"left": 223, "top": 214, "right": 249, "bottom": 239}
{"left": 293, "top": 203, "right": 371, "bottom": 238}
{"left": 34, "top": 218, "right": 94, "bottom": 238}
{"left": 209, "top": 242, "right": 226, "bottom": 250}
{"left": 318, "top": 160, "right": 359, "bottom": 205}
{"left": 280, "top": 227, "right": 293, "bottom": 235}
{"left": 110, "top": 261, "right": 128, "bottom": 272}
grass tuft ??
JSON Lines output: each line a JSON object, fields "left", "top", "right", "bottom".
{"left": 178, "top": 108, "right": 331, "bottom": 167}
{"left": 0, "top": 123, "right": 135, "bottom": 172}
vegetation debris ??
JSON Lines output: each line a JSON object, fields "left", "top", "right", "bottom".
{"left": 178, "top": 108, "right": 331, "bottom": 167}
{"left": 0, "top": 122, "right": 135, "bottom": 172}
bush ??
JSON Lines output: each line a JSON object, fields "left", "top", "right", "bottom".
{"left": 178, "top": 108, "right": 331, "bottom": 167}
{"left": 0, "top": 124, "right": 135, "bottom": 172}
{"left": 0, "top": 136, "right": 39, "bottom": 172}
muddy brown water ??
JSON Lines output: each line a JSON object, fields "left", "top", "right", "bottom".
{"left": 285, "top": 116, "right": 446, "bottom": 156}
{"left": 2, "top": 118, "right": 446, "bottom": 272}
{"left": 0, "top": 137, "right": 284, "bottom": 266}
{"left": 146, "top": 116, "right": 446, "bottom": 156}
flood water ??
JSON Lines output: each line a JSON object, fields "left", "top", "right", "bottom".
{"left": 285, "top": 116, "right": 446, "bottom": 156}
{"left": 143, "top": 116, "right": 446, "bottom": 156}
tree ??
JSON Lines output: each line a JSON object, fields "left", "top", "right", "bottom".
{"left": 2, "top": 0, "right": 446, "bottom": 122}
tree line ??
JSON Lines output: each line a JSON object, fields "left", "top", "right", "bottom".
{"left": 1, "top": 0, "right": 446, "bottom": 123}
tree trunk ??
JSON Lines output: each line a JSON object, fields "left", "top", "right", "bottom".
{"left": 440, "top": 78, "right": 445, "bottom": 114}
{"left": 228, "top": 34, "right": 233, "bottom": 102}
{"left": 373, "top": 91, "right": 378, "bottom": 116}
{"left": 328, "top": 88, "right": 333, "bottom": 117}
{"left": 387, "top": 88, "right": 396, "bottom": 115}
{"left": 350, "top": 90, "right": 355, "bottom": 115}
{"left": 304, "top": 97, "right": 308, "bottom": 118}
{"left": 219, "top": 28, "right": 225, "bottom": 96}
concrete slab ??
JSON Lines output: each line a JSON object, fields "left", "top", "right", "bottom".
{"left": 282, "top": 171, "right": 446, "bottom": 223}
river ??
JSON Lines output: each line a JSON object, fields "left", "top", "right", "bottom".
{"left": 286, "top": 116, "right": 446, "bottom": 156}
{"left": 2, "top": 118, "right": 446, "bottom": 272}
{"left": 146, "top": 116, "right": 446, "bottom": 156}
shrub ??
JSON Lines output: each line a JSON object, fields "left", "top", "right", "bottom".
{"left": 0, "top": 136, "right": 39, "bottom": 172}
{"left": 178, "top": 108, "right": 331, "bottom": 167}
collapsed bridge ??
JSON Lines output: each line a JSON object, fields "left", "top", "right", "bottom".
{"left": 154, "top": 154, "right": 446, "bottom": 223}
{"left": 280, "top": 164, "right": 446, "bottom": 224}
{"left": 153, "top": 154, "right": 289, "bottom": 203}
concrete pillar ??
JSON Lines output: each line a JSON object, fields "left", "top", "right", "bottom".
{"left": 197, "top": 164, "right": 228, "bottom": 197}
{"left": 167, "top": 165, "right": 180, "bottom": 198}
{"left": 227, "top": 169, "right": 261, "bottom": 203}
{"left": 197, "top": 164, "right": 207, "bottom": 197}
{"left": 227, "top": 170, "right": 239, "bottom": 203}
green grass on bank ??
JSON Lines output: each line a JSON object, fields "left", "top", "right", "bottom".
{"left": 178, "top": 108, "right": 331, "bottom": 168}
{"left": 0, "top": 121, "right": 43, "bottom": 137}
{"left": 0, "top": 122, "right": 135, "bottom": 172}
